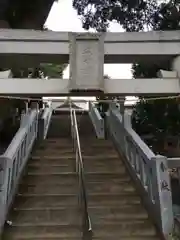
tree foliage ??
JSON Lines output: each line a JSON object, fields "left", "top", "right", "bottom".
{"left": 40, "top": 63, "right": 67, "bottom": 78}
{"left": 132, "top": 98, "right": 180, "bottom": 137}
{"left": 152, "top": 0, "right": 180, "bottom": 31}
{"left": 12, "top": 63, "right": 67, "bottom": 79}
{"left": 131, "top": 0, "right": 180, "bottom": 140}
{"left": 73, "top": 0, "right": 180, "bottom": 32}
{"left": 73, "top": 0, "right": 159, "bottom": 31}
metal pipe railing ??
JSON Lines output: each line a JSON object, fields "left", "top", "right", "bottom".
{"left": 70, "top": 107, "right": 92, "bottom": 240}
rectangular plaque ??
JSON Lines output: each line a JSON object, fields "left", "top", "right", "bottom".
{"left": 69, "top": 33, "right": 104, "bottom": 91}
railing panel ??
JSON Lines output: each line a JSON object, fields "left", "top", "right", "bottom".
{"left": 107, "top": 108, "right": 173, "bottom": 238}
{"left": 167, "top": 157, "right": 180, "bottom": 236}
{"left": 88, "top": 102, "right": 104, "bottom": 139}
{"left": 38, "top": 104, "right": 53, "bottom": 140}
{"left": 0, "top": 109, "right": 38, "bottom": 234}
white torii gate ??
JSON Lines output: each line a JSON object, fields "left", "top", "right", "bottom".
{"left": 0, "top": 29, "right": 180, "bottom": 96}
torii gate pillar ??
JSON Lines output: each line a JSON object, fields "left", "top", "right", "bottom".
{"left": 69, "top": 33, "right": 104, "bottom": 92}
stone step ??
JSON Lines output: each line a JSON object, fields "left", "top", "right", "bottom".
{"left": 82, "top": 148, "right": 117, "bottom": 154}
{"left": 35, "top": 151, "right": 117, "bottom": 158}
{"left": 92, "top": 221, "right": 156, "bottom": 237}
{"left": 84, "top": 158, "right": 124, "bottom": 173}
{"left": 14, "top": 193, "right": 140, "bottom": 209}
{"left": 88, "top": 206, "right": 148, "bottom": 224}
{"left": 80, "top": 141, "right": 113, "bottom": 147}
{"left": 3, "top": 221, "right": 156, "bottom": 238}
{"left": 83, "top": 153, "right": 118, "bottom": 158}
{"left": 26, "top": 171, "right": 127, "bottom": 180}
{"left": 27, "top": 164, "right": 75, "bottom": 173}
{"left": 44, "top": 138, "right": 72, "bottom": 144}
{"left": 14, "top": 194, "right": 78, "bottom": 208}
{"left": 33, "top": 150, "right": 118, "bottom": 158}
{"left": 38, "top": 144, "right": 73, "bottom": 150}
{"left": 18, "top": 180, "right": 134, "bottom": 195}
{"left": 2, "top": 237, "right": 159, "bottom": 240}
{"left": 31, "top": 155, "right": 76, "bottom": 163}
{"left": 40, "top": 143, "right": 73, "bottom": 148}
{"left": 85, "top": 172, "right": 130, "bottom": 182}
{"left": 11, "top": 206, "right": 148, "bottom": 225}
{"left": 39, "top": 143, "right": 114, "bottom": 150}
{"left": 10, "top": 208, "right": 80, "bottom": 225}
{"left": 35, "top": 148, "right": 73, "bottom": 153}
{"left": 2, "top": 237, "right": 81, "bottom": 240}
{"left": 24, "top": 172, "right": 129, "bottom": 185}
{"left": 33, "top": 150, "right": 75, "bottom": 157}
{"left": 38, "top": 146, "right": 74, "bottom": 151}
{"left": 83, "top": 155, "right": 120, "bottom": 161}
{"left": 84, "top": 162, "right": 125, "bottom": 173}
{"left": 18, "top": 183, "right": 78, "bottom": 195}
{"left": 23, "top": 173, "right": 78, "bottom": 185}
{"left": 88, "top": 193, "right": 141, "bottom": 206}
{"left": 90, "top": 238, "right": 159, "bottom": 240}
{"left": 89, "top": 238, "right": 159, "bottom": 240}
{"left": 30, "top": 155, "right": 121, "bottom": 166}
{"left": 32, "top": 153, "right": 119, "bottom": 160}
{"left": 44, "top": 138, "right": 112, "bottom": 146}
{"left": 86, "top": 181, "right": 136, "bottom": 194}
{"left": 3, "top": 224, "right": 81, "bottom": 239}
{"left": 31, "top": 155, "right": 120, "bottom": 160}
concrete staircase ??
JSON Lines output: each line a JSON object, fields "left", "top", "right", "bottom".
{"left": 2, "top": 138, "right": 81, "bottom": 239}
{"left": 2, "top": 112, "right": 161, "bottom": 239}
{"left": 81, "top": 137, "right": 160, "bottom": 240}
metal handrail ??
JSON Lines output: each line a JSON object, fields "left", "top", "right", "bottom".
{"left": 70, "top": 106, "right": 92, "bottom": 240}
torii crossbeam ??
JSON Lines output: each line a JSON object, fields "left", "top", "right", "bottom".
{"left": 0, "top": 77, "right": 179, "bottom": 96}
{"left": 0, "top": 29, "right": 180, "bottom": 95}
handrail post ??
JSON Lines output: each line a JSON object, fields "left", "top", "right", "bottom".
{"left": 0, "top": 156, "right": 10, "bottom": 235}
{"left": 151, "top": 155, "right": 174, "bottom": 237}
{"left": 37, "top": 105, "right": 53, "bottom": 141}
{"left": 123, "top": 112, "right": 132, "bottom": 128}
{"left": 88, "top": 102, "right": 105, "bottom": 139}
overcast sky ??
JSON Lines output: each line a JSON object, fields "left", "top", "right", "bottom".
{"left": 45, "top": 0, "right": 132, "bottom": 80}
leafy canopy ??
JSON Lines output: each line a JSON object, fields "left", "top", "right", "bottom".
{"left": 73, "top": 0, "right": 159, "bottom": 31}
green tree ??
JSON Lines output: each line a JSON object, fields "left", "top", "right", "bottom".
{"left": 40, "top": 63, "right": 67, "bottom": 78}
{"left": 131, "top": 0, "right": 180, "bottom": 147}
{"left": 12, "top": 63, "right": 67, "bottom": 79}
{"left": 73, "top": 0, "right": 159, "bottom": 31}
